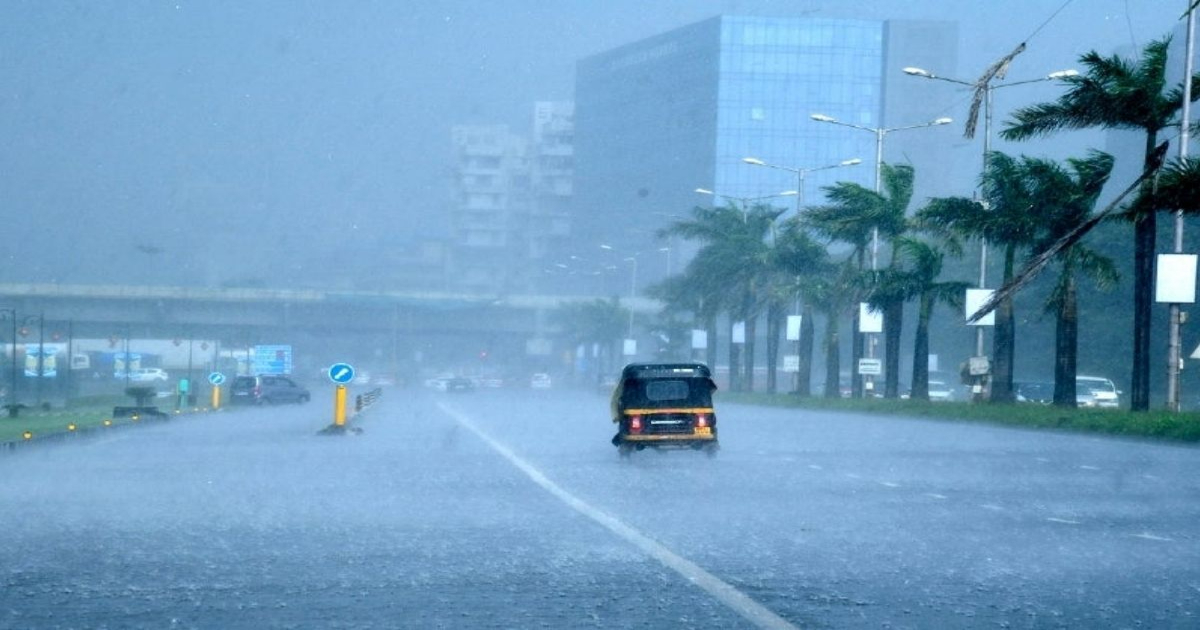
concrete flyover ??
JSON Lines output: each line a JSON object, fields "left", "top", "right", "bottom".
{"left": 0, "top": 283, "right": 662, "bottom": 370}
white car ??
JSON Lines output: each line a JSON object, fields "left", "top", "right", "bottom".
{"left": 128, "top": 368, "right": 169, "bottom": 383}
{"left": 530, "top": 373, "right": 552, "bottom": 389}
{"left": 1076, "top": 375, "right": 1120, "bottom": 408}
{"left": 928, "top": 380, "right": 956, "bottom": 402}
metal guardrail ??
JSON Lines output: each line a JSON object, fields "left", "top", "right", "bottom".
{"left": 355, "top": 388, "right": 382, "bottom": 413}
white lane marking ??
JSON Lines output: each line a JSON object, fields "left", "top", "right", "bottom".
{"left": 1079, "top": 465, "right": 1101, "bottom": 471}
{"left": 1046, "top": 517, "right": 1080, "bottom": 525}
{"left": 980, "top": 504, "right": 1004, "bottom": 512}
{"left": 1132, "top": 532, "right": 1174, "bottom": 542}
{"left": 844, "top": 473, "right": 861, "bottom": 479}
{"left": 437, "top": 402, "right": 797, "bottom": 630}
{"left": 807, "top": 464, "right": 823, "bottom": 471}
{"left": 1035, "top": 457, "right": 1051, "bottom": 463}
{"left": 1143, "top": 474, "right": 1160, "bottom": 481}
{"left": 878, "top": 481, "right": 900, "bottom": 488}
{"left": 925, "top": 493, "right": 948, "bottom": 500}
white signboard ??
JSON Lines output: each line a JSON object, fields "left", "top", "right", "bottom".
{"left": 969, "top": 356, "right": 991, "bottom": 376}
{"left": 786, "top": 315, "right": 802, "bottom": 341}
{"left": 857, "top": 358, "right": 882, "bottom": 375}
{"left": 732, "top": 321, "right": 746, "bottom": 344}
{"left": 1156, "top": 254, "right": 1198, "bottom": 303}
{"left": 783, "top": 354, "right": 800, "bottom": 373}
{"left": 928, "top": 353, "right": 939, "bottom": 373}
{"left": 691, "top": 329, "right": 708, "bottom": 350}
{"left": 965, "top": 289, "right": 996, "bottom": 326}
{"left": 623, "top": 339, "right": 637, "bottom": 356}
{"left": 858, "top": 303, "right": 883, "bottom": 334}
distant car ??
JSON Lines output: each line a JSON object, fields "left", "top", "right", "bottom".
{"left": 1015, "top": 381, "right": 1055, "bottom": 404}
{"left": 230, "top": 375, "right": 311, "bottom": 405}
{"left": 1077, "top": 375, "right": 1120, "bottom": 408}
{"left": 530, "top": 373, "right": 552, "bottom": 389}
{"left": 445, "top": 377, "right": 474, "bottom": 393}
{"left": 128, "top": 368, "right": 169, "bottom": 383}
{"left": 928, "top": 380, "right": 955, "bottom": 402}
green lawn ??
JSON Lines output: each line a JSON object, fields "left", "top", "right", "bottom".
{"left": 721, "top": 392, "right": 1200, "bottom": 443}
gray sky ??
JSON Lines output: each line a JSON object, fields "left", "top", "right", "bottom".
{"left": 0, "top": 1, "right": 1184, "bottom": 288}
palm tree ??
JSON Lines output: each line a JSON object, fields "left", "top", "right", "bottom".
{"left": 770, "top": 220, "right": 833, "bottom": 396}
{"left": 660, "top": 202, "right": 781, "bottom": 391}
{"left": 1000, "top": 37, "right": 1200, "bottom": 411}
{"left": 807, "top": 163, "right": 914, "bottom": 398}
{"left": 918, "top": 152, "right": 1041, "bottom": 403}
{"left": 1024, "top": 151, "right": 1119, "bottom": 407}
{"left": 888, "top": 237, "right": 969, "bottom": 401}
{"left": 551, "top": 297, "right": 630, "bottom": 380}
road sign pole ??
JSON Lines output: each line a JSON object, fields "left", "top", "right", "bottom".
{"left": 334, "top": 385, "right": 347, "bottom": 427}
{"left": 211, "top": 385, "right": 221, "bottom": 410}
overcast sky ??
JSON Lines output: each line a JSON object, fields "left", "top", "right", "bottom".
{"left": 0, "top": 1, "right": 1185, "bottom": 288}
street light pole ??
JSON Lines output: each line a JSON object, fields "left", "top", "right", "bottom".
{"left": 740, "top": 155, "right": 862, "bottom": 394}
{"left": 1169, "top": 4, "right": 1196, "bottom": 412}
{"left": 810, "top": 112, "right": 952, "bottom": 395}
{"left": 903, "top": 65, "right": 1077, "bottom": 397}
{"left": 624, "top": 256, "right": 638, "bottom": 337}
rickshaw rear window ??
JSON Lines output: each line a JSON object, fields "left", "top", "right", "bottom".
{"left": 646, "top": 380, "right": 689, "bottom": 402}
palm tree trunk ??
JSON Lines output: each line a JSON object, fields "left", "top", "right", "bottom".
{"left": 884, "top": 299, "right": 903, "bottom": 398}
{"left": 1131, "top": 131, "right": 1159, "bottom": 412}
{"left": 1053, "top": 274, "right": 1078, "bottom": 407}
{"left": 797, "top": 303, "right": 815, "bottom": 397}
{"left": 823, "top": 310, "right": 841, "bottom": 398}
{"left": 745, "top": 311, "right": 758, "bottom": 393}
{"left": 911, "top": 293, "right": 933, "bottom": 401}
{"left": 766, "top": 302, "right": 781, "bottom": 394}
{"left": 991, "top": 245, "right": 1017, "bottom": 403}
{"left": 851, "top": 308, "right": 864, "bottom": 398}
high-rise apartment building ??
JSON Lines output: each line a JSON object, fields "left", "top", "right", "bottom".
{"left": 449, "top": 102, "right": 574, "bottom": 294}
{"left": 573, "top": 16, "right": 959, "bottom": 290}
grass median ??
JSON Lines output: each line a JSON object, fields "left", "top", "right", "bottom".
{"left": 721, "top": 392, "right": 1200, "bottom": 443}
{"left": 0, "top": 396, "right": 198, "bottom": 443}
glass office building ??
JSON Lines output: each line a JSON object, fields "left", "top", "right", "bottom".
{"left": 573, "top": 15, "right": 958, "bottom": 290}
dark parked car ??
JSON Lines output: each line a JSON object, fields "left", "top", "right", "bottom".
{"left": 230, "top": 375, "right": 311, "bottom": 405}
{"left": 1015, "top": 381, "right": 1054, "bottom": 404}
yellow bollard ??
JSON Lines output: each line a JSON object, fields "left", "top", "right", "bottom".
{"left": 334, "top": 384, "right": 347, "bottom": 427}
{"left": 211, "top": 385, "right": 221, "bottom": 410}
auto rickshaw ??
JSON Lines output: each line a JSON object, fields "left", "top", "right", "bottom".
{"left": 610, "top": 363, "right": 718, "bottom": 458}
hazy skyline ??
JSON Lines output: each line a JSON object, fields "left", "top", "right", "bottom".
{"left": 0, "top": 1, "right": 1185, "bottom": 288}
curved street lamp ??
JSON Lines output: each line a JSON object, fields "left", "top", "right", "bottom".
{"left": 741, "top": 156, "right": 862, "bottom": 216}
{"left": 903, "top": 64, "right": 1076, "bottom": 363}
{"left": 694, "top": 188, "right": 798, "bottom": 222}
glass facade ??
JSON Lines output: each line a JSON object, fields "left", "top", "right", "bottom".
{"left": 714, "top": 17, "right": 883, "bottom": 213}
{"left": 573, "top": 16, "right": 955, "bottom": 291}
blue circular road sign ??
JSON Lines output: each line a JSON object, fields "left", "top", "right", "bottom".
{"left": 208, "top": 372, "right": 226, "bottom": 386}
{"left": 328, "top": 363, "right": 355, "bottom": 384}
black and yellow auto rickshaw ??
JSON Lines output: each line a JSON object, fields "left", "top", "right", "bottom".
{"left": 610, "top": 363, "right": 718, "bottom": 458}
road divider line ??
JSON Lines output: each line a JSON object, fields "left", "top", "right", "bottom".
{"left": 1132, "top": 532, "right": 1173, "bottom": 542}
{"left": 1046, "top": 517, "right": 1080, "bottom": 525}
{"left": 437, "top": 402, "right": 799, "bottom": 630}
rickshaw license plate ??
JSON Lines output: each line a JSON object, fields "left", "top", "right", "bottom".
{"left": 694, "top": 427, "right": 712, "bottom": 436}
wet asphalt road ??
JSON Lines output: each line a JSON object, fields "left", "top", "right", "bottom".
{"left": 1, "top": 386, "right": 1199, "bottom": 629}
